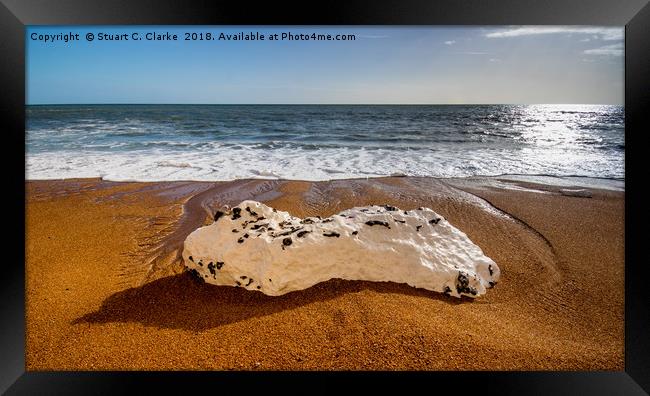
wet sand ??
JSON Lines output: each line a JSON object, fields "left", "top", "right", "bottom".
{"left": 25, "top": 176, "right": 624, "bottom": 370}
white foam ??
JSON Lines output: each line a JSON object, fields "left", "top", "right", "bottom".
{"left": 498, "top": 175, "right": 624, "bottom": 191}
{"left": 182, "top": 200, "right": 500, "bottom": 298}
{"left": 25, "top": 144, "right": 625, "bottom": 182}
{"left": 156, "top": 160, "right": 198, "bottom": 169}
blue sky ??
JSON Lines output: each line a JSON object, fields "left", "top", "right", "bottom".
{"left": 26, "top": 26, "right": 624, "bottom": 105}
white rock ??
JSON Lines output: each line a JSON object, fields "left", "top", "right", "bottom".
{"left": 182, "top": 200, "right": 500, "bottom": 298}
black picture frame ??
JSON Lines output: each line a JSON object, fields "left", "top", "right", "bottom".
{"left": 2, "top": 0, "right": 649, "bottom": 394}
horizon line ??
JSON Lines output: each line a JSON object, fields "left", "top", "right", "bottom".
{"left": 26, "top": 102, "right": 625, "bottom": 106}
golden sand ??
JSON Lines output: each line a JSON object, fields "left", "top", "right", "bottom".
{"left": 25, "top": 177, "right": 624, "bottom": 370}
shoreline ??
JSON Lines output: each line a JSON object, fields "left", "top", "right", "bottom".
{"left": 25, "top": 172, "right": 625, "bottom": 190}
{"left": 26, "top": 176, "right": 624, "bottom": 370}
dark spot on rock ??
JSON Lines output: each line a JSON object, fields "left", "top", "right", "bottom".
{"left": 403, "top": 211, "right": 408, "bottom": 215}
{"left": 272, "top": 227, "right": 303, "bottom": 238}
{"left": 383, "top": 205, "right": 398, "bottom": 211}
{"left": 189, "top": 256, "right": 194, "bottom": 262}
{"left": 216, "top": 262, "right": 224, "bottom": 270}
{"left": 273, "top": 208, "right": 277, "bottom": 212}
{"left": 249, "top": 217, "right": 264, "bottom": 224}
{"left": 322, "top": 218, "right": 333, "bottom": 223}
{"left": 232, "top": 229, "right": 238, "bottom": 233}
{"left": 236, "top": 281, "right": 241, "bottom": 286}
{"left": 207, "top": 262, "right": 216, "bottom": 277}
{"left": 198, "top": 260, "right": 203, "bottom": 267}
{"left": 251, "top": 223, "right": 269, "bottom": 231}
{"left": 188, "top": 268, "right": 205, "bottom": 283}
{"left": 231, "top": 207, "right": 242, "bottom": 220}
{"left": 269, "top": 279, "right": 272, "bottom": 282}
{"left": 365, "top": 220, "right": 390, "bottom": 229}
{"left": 257, "top": 286, "right": 261, "bottom": 290}
{"left": 351, "top": 231, "right": 358, "bottom": 235}
{"left": 429, "top": 218, "right": 441, "bottom": 225}
{"left": 488, "top": 281, "right": 496, "bottom": 288}
{"left": 456, "top": 272, "right": 477, "bottom": 296}
{"left": 301, "top": 218, "right": 315, "bottom": 224}
{"left": 246, "top": 206, "right": 258, "bottom": 217}
{"left": 240, "top": 275, "right": 247, "bottom": 280}
{"left": 443, "top": 286, "right": 452, "bottom": 295}
{"left": 394, "top": 219, "right": 406, "bottom": 224}
{"left": 488, "top": 265, "right": 494, "bottom": 276}
{"left": 323, "top": 232, "right": 340, "bottom": 237}
{"left": 214, "top": 211, "right": 225, "bottom": 222}
{"left": 237, "top": 237, "right": 245, "bottom": 243}
{"left": 244, "top": 233, "right": 249, "bottom": 238}
{"left": 456, "top": 273, "right": 469, "bottom": 292}
{"left": 283, "top": 237, "right": 293, "bottom": 246}
{"left": 416, "top": 225, "right": 422, "bottom": 232}
{"left": 297, "top": 230, "right": 311, "bottom": 238}
{"left": 246, "top": 278, "right": 254, "bottom": 287}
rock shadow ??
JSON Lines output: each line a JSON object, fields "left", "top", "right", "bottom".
{"left": 74, "top": 272, "right": 466, "bottom": 332}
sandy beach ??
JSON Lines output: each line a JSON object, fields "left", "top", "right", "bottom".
{"left": 25, "top": 176, "right": 624, "bottom": 370}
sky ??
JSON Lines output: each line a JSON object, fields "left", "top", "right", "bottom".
{"left": 26, "top": 26, "right": 624, "bottom": 105}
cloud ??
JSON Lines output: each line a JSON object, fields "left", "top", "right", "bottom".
{"left": 485, "top": 26, "right": 623, "bottom": 41}
{"left": 358, "top": 34, "right": 389, "bottom": 39}
{"left": 455, "top": 51, "right": 488, "bottom": 55}
{"left": 583, "top": 43, "right": 624, "bottom": 56}
{"left": 489, "top": 58, "right": 501, "bottom": 62}
{"left": 444, "top": 40, "right": 456, "bottom": 45}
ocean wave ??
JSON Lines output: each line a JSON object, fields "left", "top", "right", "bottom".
{"left": 26, "top": 104, "right": 625, "bottom": 182}
{"left": 25, "top": 143, "right": 625, "bottom": 182}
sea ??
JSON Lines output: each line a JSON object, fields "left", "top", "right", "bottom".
{"left": 26, "top": 104, "right": 625, "bottom": 184}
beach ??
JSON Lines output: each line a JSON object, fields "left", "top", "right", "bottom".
{"left": 25, "top": 176, "right": 624, "bottom": 370}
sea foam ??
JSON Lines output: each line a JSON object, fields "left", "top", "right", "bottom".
{"left": 26, "top": 104, "right": 625, "bottom": 182}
